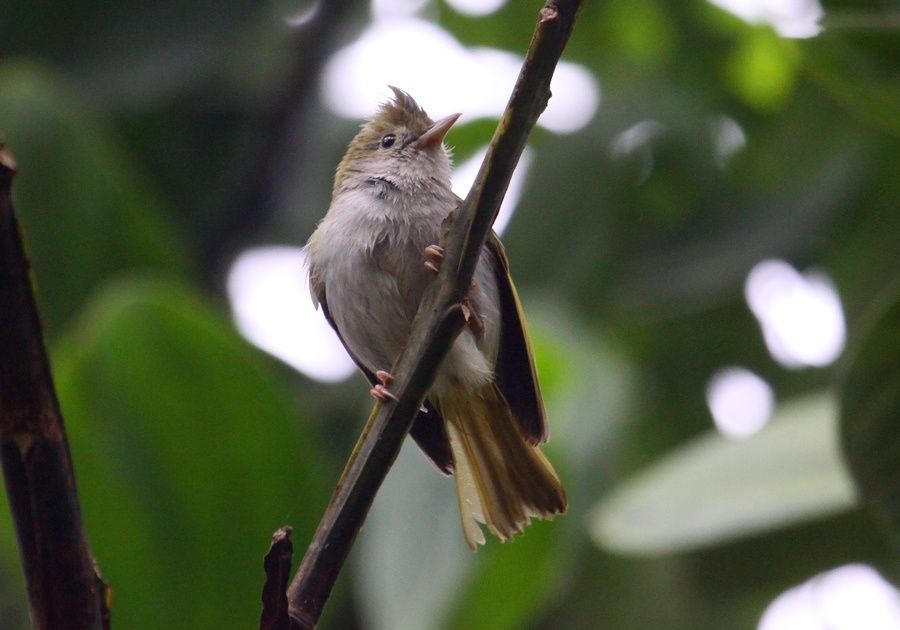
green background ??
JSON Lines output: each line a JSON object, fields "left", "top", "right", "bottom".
{"left": 1, "top": 1, "right": 899, "bottom": 628}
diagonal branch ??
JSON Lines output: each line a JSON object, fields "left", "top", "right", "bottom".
{"left": 0, "top": 145, "right": 110, "bottom": 629}
{"left": 283, "top": 2, "right": 584, "bottom": 627}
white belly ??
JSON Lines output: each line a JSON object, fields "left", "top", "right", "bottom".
{"left": 309, "top": 194, "right": 500, "bottom": 394}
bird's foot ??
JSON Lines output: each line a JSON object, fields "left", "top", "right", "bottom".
{"left": 424, "top": 244, "right": 444, "bottom": 274}
{"left": 460, "top": 298, "right": 484, "bottom": 340}
{"left": 370, "top": 371, "right": 398, "bottom": 403}
{"left": 375, "top": 370, "right": 393, "bottom": 386}
{"left": 370, "top": 384, "right": 398, "bottom": 403}
{"left": 425, "top": 243, "right": 482, "bottom": 337}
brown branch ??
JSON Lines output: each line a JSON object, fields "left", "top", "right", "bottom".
{"left": 0, "top": 144, "right": 110, "bottom": 628}
{"left": 260, "top": 527, "right": 295, "bottom": 630}
{"left": 278, "top": 2, "right": 585, "bottom": 627}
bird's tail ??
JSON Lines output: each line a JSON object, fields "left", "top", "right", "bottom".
{"left": 436, "top": 384, "right": 567, "bottom": 549}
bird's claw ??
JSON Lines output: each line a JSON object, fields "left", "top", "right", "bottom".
{"left": 375, "top": 370, "right": 393, "bottom": 386}
{"left": 370, "top": 384, "right": 398, "bottom": 403}
{"left": 370, "top": 371, "right": 397, "bottom": 402}
{"left": 424, "top": 244, "right": 444, "bottom": 274}
{"left": 425, "top": 243, "right": 482, "bottom": 337}
{"left": 460, "top": 298, "right": 484, "bottom": 339}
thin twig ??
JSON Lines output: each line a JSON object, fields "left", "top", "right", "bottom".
{"left": 260, "top": 527, "right": 295, "bottom": 630}
{"left": 0, "top": 144, "right": 110, "bottom": 629}
{"left": 283, "top": 2, "right": 584, "bottom": 627}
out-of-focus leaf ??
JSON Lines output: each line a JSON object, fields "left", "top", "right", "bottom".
{"left": 355, "top": 441, "right": 473, "bottom": 630}
{"left": 355, "top": 306, "right": 603, "bottom": 630}
{"left": 840, "top": 283, "right": 900, "bottom": 561}
{"left": 4, "top": 275, "right": 326, "bottom": 629}
{"left": 601, "top": 0, "right": 677, "bottom": 66}
{"left": 724, "top": 28, "right": 799, "bottom": 109}
{"left": 807, "top": 37, "right": 900, "bottom": 138}
{"left": 441, "top": 518, "right": 563, "bottom": 630}
{"left": 0, "top": 62, "right": 187, "bottom": 334}
{"left": 357, "top": 441, "right": 565, "bottom": 630}
{"left": 590, "top": 393, "right": 857, "bottom": 555}
{"left": 0, "top": 1, "right": 273, "bottom": 106}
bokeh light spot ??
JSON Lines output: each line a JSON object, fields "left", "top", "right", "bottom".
{"left": 370, "top": 0, "right": 429, "bottom": 19}
{"left": 610, "top": 120, "right": 665, "bottom": 182}
{"left": 321, "top": 17, "right": 599, "bottom": 134}
{"left": 745, "top": 259, "right": 846, "bottom": 369}
{"left": 759, "top": 564, "right": 900, "bottom": 630}
{"left": 227, "top": 246, "right": 356, "bottom": 383}
{"left": 445, "top": 0, "right": 507, "bottom": 17}
{"left": 708, "top": 0, "right": 823, "bottom": 38}
{"left": 711, "top": 114, "right": 747, "bottom": 167}
{"left": 285, "top": 0, "right": 320, "bottom": 27}
{"left": 452, "top": 146, "right": 533, "bottom": 235}
{"left": 706, "top": 367, "right": 774, "bottom": 439}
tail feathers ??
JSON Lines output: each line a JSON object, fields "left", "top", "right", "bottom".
{"left": 439, "top": 384, "right": 567, "bottom": 549}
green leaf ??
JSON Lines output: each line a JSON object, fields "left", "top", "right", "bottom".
{"left": 440, "top": 518, "right": 563, "bottom": 630}
{"left": 355, "top": 440, "right": 568, "bottom": 630}
{"left": 807, "top": 36, "right": 900, "bottom": 138}
{"left": 724, "top": 28, "right": 799, "bottom": 109}
{"left": 590, "top": 393, "right": 857, "bottom": 555}
{"left": 601, "top": 0, "right": 677, "bottom": 66}
{"left": 353, "top": 307, "right": 589, "bottom": 630}
{"left": 0, "top": 62, "right": 188, "bottom": 334}
{"left": 355, "top": 442, "right": 473, "bottom": 630}
{"left": 16, "top": 275, "right": 325, "bottom": 629}
{"left": 840, "top": 283, "right": 900, "bottom": 561}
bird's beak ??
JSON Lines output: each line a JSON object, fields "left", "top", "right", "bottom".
{"left": 414, "top": 113, "right": 461, "bottom": 150}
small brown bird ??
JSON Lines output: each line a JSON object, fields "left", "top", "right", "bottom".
{"left": 306, "top": 87, "right": 566, "bottom": 548}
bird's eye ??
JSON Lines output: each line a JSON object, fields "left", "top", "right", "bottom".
{"left": 381, "top": 134, "right": 396, "bottom": 148}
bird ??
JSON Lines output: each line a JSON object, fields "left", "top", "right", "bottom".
{"left": 306, "top": 87, "right": 566, "bottom": 548}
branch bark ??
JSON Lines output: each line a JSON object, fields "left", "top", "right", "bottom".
{"left": 281, "top": 2, "right": 584, "bottom": 627}
{"left": 260, "top": 527, "right": 295, "bottom": 630}
{"left": 0, "top": 145, "right": 110, "bottom": 628}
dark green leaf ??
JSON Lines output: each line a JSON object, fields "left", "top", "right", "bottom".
{"left": 42, "top": 275, "right": 323, "bottom": 629}
{"left": 0, "top": 62, "right": 188, "bottom": 334}
{"left": 840, "top": 282, "right": 900, "bottom": 565}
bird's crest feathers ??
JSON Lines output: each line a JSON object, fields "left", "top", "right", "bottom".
{"left": 373, "top": 86, "right": 433, "bottom": 133}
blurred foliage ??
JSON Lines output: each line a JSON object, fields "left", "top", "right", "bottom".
{"left": 841, "top": 281, "right": 900, "bottom": 573}
{"left": 1, "top": 1, "right": 899, "bottom": 629}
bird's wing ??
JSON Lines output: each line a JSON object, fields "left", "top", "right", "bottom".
{"left": 313, "top": 281, "right": 454, "bottom": 474}
{"left": 485, "top": 232, "right": 548, "bottom": 444}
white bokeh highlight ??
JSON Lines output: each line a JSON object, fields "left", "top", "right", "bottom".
{"left": 370, "top": 0, "right": 428, "bottom": 19}
{"left": 610, "top": 120, "right": 666, "bottom": 157}
{"left": 227, "top": 246, "right": 356, "bottom": 382}
{"left": 452, "top": 146, "right": 533, "bottom": 235}
{"left": 707, "top": 0, "right": 824, "bottom": 38}
{"left": 610, "top": 120, "right": 665, "bottom": 182}
{"left": 759, "top": 564, "right": 900, "bottom": 630}
{"left": 285, "top": 1, "right": 319, "bottom": 27}
{"left": 321, "top": 17, "right": 599, "bottom": 134}
{"left": 706, "top": 367, "right": 775, "bottom": 439}
{"left": 711, "top": 115, "right": 747, "bottom": 167}
{"left": 446, "top": 0, "right": 508, "bottom": 17}
{"left": 745, "top": 260, "right": 846, "bottom": 369}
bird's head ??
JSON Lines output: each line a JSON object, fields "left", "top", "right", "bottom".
{"left": 334, "top": 87, "right": 460, "bottom": 196}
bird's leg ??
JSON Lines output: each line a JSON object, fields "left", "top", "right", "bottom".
{"left": 370, "top": 370, "right": 398, "bottom": 403}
